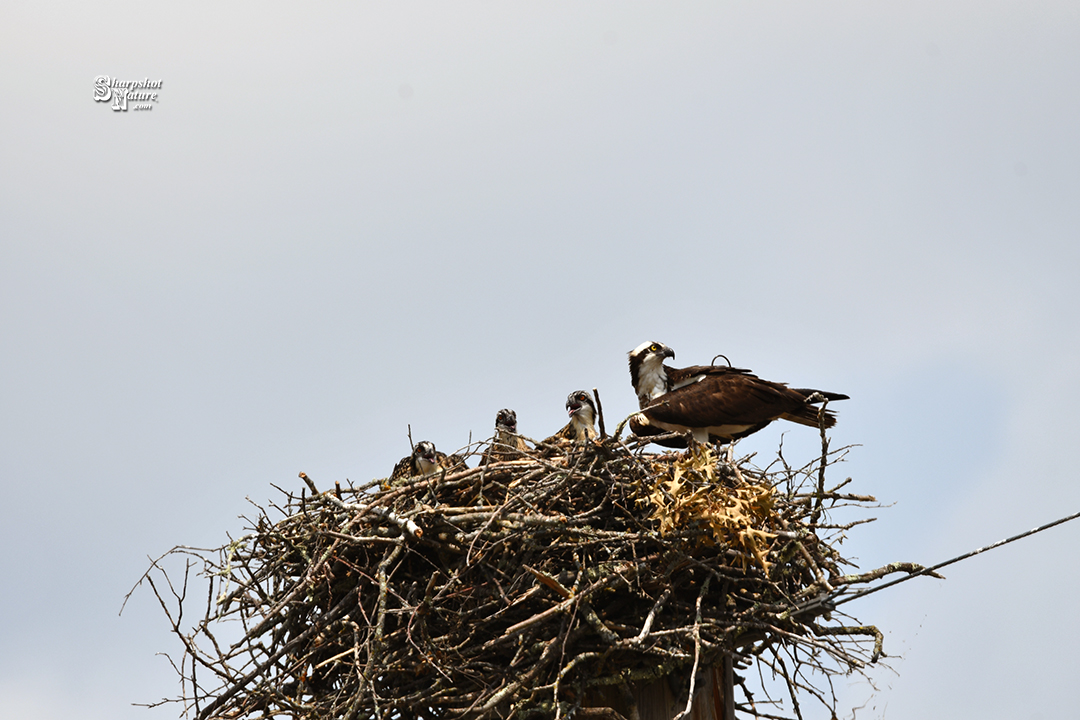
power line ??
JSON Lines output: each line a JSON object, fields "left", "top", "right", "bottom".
{"left": 798, "top": 509, "right": 1080, "bottom": 615}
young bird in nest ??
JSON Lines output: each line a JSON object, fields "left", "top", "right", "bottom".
{"left": 387, "top": 440, "right": 467, "bottom": 487}
{"left": 540, "top": 390, "right": 598, "bottom": 454}
{"left": 479, "top": 408, "right": 530, "bottom": 466}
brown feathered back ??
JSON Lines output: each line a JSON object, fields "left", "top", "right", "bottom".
{"left": 639, "top": 369, "right": 845, "bottom": 443}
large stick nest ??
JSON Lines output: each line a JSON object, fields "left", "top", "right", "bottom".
{"left": 139, "top": 425, "right": 932, "bottom": 720}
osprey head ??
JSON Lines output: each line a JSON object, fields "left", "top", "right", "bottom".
{"left": 628, "top": 341, "right": 676, "bottom": 407}
{"left": 494, "top": 408, "right": 518, "bottom": 433}
{"left": 566, "top": 390, "right": 596, "bottom": 422}
{"left": 413, "top": 440, "right": 439, "bottom": 474}
{"left": 629, "top": 340, "right": 675, "bottom": 365}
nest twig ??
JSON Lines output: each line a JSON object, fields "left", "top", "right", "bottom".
{"left": 133, "top": 428, "right": 930, "bottom": 720}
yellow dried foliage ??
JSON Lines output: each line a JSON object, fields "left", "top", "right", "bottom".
{"left": 644, "top": 445, "right": 777, "bottom": 572}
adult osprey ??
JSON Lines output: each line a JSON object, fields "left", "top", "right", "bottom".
{"left": 540, "top": 390, "right": 599, "bottom": 452}
{"left": 479, "top": 408, "right": 530, "bottom": 465}
{"left": 388, "top": 440, "right": 467, "bottom": 486}
{"left": 627, "top": 341, "right": 849, "bottom": 444}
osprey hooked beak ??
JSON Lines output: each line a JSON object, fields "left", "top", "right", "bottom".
{"left": 566, "top": 391, "right": 591, "bottom": 418}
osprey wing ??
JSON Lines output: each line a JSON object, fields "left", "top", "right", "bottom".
{"left": 645, "top": 373, "right": 794, "bottom": 425}
{"left": 538, "top": 421, "right": 574, "bottom": 454}
{"left": 444, "top": 453, "right": 469, "bottom": 472}
{"left": 387, "top": 454, "right": 417, "bottom": 487}
{"left": 640, "top": 372, "right": 841, "bottom": 442}
{"left": 664, "top": 363, "right": 756, "bottom": 390}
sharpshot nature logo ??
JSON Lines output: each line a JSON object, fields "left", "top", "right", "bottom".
{"left": 93, "top": 75, "right": 162, "bottom": 112}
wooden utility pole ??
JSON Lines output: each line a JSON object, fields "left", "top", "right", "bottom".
{"left": 583, "top": 655, "right": 735, "bottom": 720}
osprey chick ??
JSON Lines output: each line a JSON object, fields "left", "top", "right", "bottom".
{"left": 479, "top": 408, "right": 530, "bottom": 466}
{"left": 628, "top": 341, "right": 848, "bottom": 444}
{"left": 541, "top": 390, "right": 599, "bottom": 452}
{"left": 388, "top": 440, "right": 467, "bottom": 486}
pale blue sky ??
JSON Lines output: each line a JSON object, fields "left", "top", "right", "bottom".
{"left": 2, "top": 2, "right": 1079, "bottom": 718}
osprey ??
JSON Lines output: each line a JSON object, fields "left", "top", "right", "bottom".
{"left": 479, "top": 408, "right": 530, "bottom": 465}
{"left": 627, "top": 341, "right": 849, "bottom": 444}
{"left": 388, "top": 440, "right": 467, "bottom": 486}
{"left": 541, "top": 390, "right": 599, "bottom": 452}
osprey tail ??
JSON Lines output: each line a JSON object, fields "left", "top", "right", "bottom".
{"left": 782, "top": 388, "right": 849, "bottom": 429}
